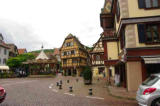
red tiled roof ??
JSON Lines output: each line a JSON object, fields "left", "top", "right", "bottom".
{"left": 53, "top": 48, "right": 60, "bottom": 55}
{"left": 18, "top": 49, "right": 27, "bottom": 54}
{"left": 0, "top": 41, "right": 10, "bottom": 49}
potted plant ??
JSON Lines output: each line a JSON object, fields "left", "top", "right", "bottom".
{"left": 83, "top": 66, "right": 92, "bottom": 85}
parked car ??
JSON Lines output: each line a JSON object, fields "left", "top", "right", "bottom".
{"left": 0, "top": 86, "right": 6, "bottom": 104}
{"left": 136, "top": 74, "right": 160, "bottom": 106}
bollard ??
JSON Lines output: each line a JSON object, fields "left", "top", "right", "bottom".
{"left": 89, "top": 88, "right": 92, "bottom": 95}
{"left": 59, "top": 84, "right": 62, "bottom": 89}
{"left": 56, "top": 82, "right": 59, "bottom": 86}
{"left": 60, "top": 80, "right": 62, "bottom": 85}
{"left": 69, "top": 86, "right": 73, "bottom": 92}
{"left": 76, "top": 78, "right": 79, "bottom": 82}
{"left": 67, "top": 80, "right": 69, "bottom": 83}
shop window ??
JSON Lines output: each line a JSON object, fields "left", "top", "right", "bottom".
{"left": 98, "top": 67, "right": 104, "bottom": 74}
{"left": 137, "top": 24, "right": 160, "bottom": 43}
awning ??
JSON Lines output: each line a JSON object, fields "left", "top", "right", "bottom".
{"left": 0, "top": 66, "right": 10, "bottom": 70}
{"left": 142, "top": 56, "right": 160, "bottom": 64}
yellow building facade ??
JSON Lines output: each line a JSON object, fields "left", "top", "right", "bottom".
{"left": 113, "top": 0, "right": 160, "bottom": 91}
{"left": 60, "top": 34, "right": 88, "bottom": 76}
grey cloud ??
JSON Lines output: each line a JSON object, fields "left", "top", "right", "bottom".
{"left": 0, "top": 19, "right": 47, "bottom": 51}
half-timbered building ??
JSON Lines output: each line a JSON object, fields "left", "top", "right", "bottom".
{"left": 90, "top": 34, "right": 107, "bottom": 78}
{"left": 60, "top": 34, "right": 88, "bottom": 76}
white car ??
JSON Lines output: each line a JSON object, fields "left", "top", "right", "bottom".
{"left": 136, "top": 74, "right": 160, "bottom": 106}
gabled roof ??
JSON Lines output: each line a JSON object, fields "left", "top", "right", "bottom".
{"left": 0, "top": 41, "right": 10, "bottom": 49}
{"left": 90, "top": 33, "right": 104, "bottom": 53}
{"left": 36, "top": 50, "right": 49, "bottom": 60}
{"left": 60, "top": 33, "right": 87, "bottom": 52}
{"left": 18, "top": 49, "right": 27, "bottom": 54}
{"left": 53, "top": 48, "right": 60, "bottom": 55}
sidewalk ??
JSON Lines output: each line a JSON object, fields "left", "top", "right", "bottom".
{"left": 108, "top": 86, "right": 136, "bottom": 100}
{"left": 52, "top": 74, "right": 136, "bottom": 101}
{"left": 53, "top": 75, "right": 109, "bottom": 98}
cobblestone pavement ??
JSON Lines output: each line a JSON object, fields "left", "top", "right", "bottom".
{"left": 0, "top": 75, "right": 138, "bottom": 106}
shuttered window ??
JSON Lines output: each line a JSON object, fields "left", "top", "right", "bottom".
{"left": 137, "top": 24, "right": 160, "bottom": 43}
{"left": 138, "top": 0, "right": 160, "bottom": 8}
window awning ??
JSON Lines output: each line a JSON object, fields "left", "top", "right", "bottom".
{"left": 142, "top": 56, "right": 160, "bottom": 64}
{"left": 0, "top": 66, "right": 9, "bottom": 70}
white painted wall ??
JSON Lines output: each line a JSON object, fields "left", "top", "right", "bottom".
{"left": 0, "top": 46, "right": 9, "bottom": 66}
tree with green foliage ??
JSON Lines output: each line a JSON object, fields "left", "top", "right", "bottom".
{"left": 7, "top": 53, "right": 35, "bottom": 68}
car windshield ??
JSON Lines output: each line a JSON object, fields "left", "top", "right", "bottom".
{"left": 142, "top": 76, "right": 159, "bottom": 86}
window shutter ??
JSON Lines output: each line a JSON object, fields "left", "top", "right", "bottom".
{"left": 137, "top": 24, "right": 146, "bottom": 43}
{"left": 138, "top": 0, "right": 145, "bottom": 8}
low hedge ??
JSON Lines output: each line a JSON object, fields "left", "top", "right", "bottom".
{"left": 0, "top": 72, "right": 16, "bottom": 78}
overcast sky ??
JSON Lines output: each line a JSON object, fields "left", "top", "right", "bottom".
{"left": 0, "top": 0, "right": 104, "bottom": 51}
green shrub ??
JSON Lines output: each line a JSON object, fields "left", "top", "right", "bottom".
{"left": 0, "top": 71, "right": 16, "bottom": 78}
{"left": 83, "top": 66, "right": 92, "bottom": 84}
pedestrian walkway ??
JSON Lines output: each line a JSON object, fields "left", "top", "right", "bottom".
{"left": 52, "top": 74, "right": 109, "bottom": 99}
{"left": 108, "top": 86, "right": 136, "bottom": 100}
{"left": 51, "top": 74, "right": 137, "bottom": 102}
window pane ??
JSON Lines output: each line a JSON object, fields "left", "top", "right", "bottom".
{"left": 152, "top": 26, "right": 159, "bottom": 41}
{"left": 145, "top": 0, "right": 151, "bottom": 8}
{"left": 146, "top": 31, "right": 152, "bottom": 42}
{"left": 153, "top": 0, "right": 159, "bottom": 7}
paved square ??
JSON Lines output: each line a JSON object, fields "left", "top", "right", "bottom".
{"left": 0, "top": 75, "right": 138, "bottom": 106}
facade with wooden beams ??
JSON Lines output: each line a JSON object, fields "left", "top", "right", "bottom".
{"left": 90, "top": 34, "right": 108, "bottom": 78}
{"left": 60, "top": 34, "right": 88, "bottom": 76}
{"left": 101, "top": 0, "right": 160, "bottom": 91}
